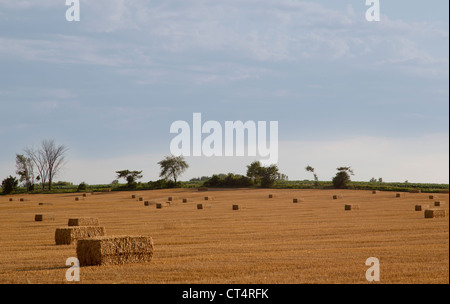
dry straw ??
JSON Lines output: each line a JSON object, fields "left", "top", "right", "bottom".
{"left": 76, "top": 236, "right": 154, "bottom": 266}
{"left": 20, "top": 198, "right": 24, "bottom": 202}
{"left": 428, "top": 195, "right": 435, "bottom": 200}
{"left": 268, "top": 194, "right": 273, "bottom": 198}
{"left": 204, "top": 196, "right": 211, "bottom": 201}
{"left": 333, "top": 195, "right": 343, "bottom": 200}
{"left": 395, "top": 193, "right": 401, "bottom": 198}
{"left": 35, "top": 214, "right": 55, "bottom": 221}
{"left": 132, "top": 195, "right": 136, "bottom": 199}
{"left": 197, "top": 204, "right": 203, "bottom": 209}
{"left": 38, "top": 202, "right": 53, "bottom": 206}
{"left": 424, "top": 209, "right": 446, "bottom": 219}
{"left": 68, "top": 218, "right": 99, "bottom": 226}
{"left": 232, "top": 205, "right": 239, "bottom": 210}
{"left": 144, "top": 201, "right": 149, "bottom": 206}
{"left": 345, "top": 204, "right": 359, "bottom": 211}
{"left": 293, "top": 198, "right": 298, "bottom": 203}
{"left": 182, "top": 198, "right": 188, "bottom": 203}
{"left": 156, "top": 203, "right": 162, "bottom": 209}
{"left": 372, "top": 190, "right": 377, "bottom": 194}
{"left": 139, "top": 197, "right": 143, "bottom": 201}
{"left": 82, "top": 193, "right": 87, "bottom": 197}
{"left": 415, "top": 205, "right": 429, "bottom": 211}
{"left": 55, "top": 226, "right": 106, "bottom": 245}
{"left": 168, "top": 197, "right": 173, "bottom": 201}
{"left": 434, "top": 201, "right": 444, "bottom": 207}
{"left": 9, "top": 198, "right": 13, "bottom": 202}
{"left": 75, "top": 197, "right": 80, "bottom": 201}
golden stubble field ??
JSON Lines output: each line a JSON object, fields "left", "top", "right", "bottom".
{"left": 0, "top": 188, "right": 448, "bottom": 284}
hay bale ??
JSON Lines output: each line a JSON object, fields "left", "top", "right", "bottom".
{"left": 75, "top": 197, "right": 80, "bottom": 201}
{"left": 204, "top": 196, "right": 211, "bottom": 201}
{"left": 38, "top": 202, "right": 53, "bottom": 206}
{"left": 138, "top": 197, "right": 143, "bottom": 201}
{"left": 198, "top": 187, "right": 208, "bottom": 191}
{"left": 268, "top": 194, "right": 273, "bottom": 198}
{"left": 428, "top": 195, "right": 435, "bottom": 200}
{"left": 35, "top": 214, "right": 55, "bottom": 221}
{"left": 232, "top": 204, "right": 239, "bottom": 210}
{"left": 20, "top": 198, "right": 24, "bottom": 202}
{"left": 197, "top": 204, "right": 203, "bottom": 210}
{"left": 132, "top": 195, "right": 136, "bottom": 199}
{"left": 415, "top": 205, "right": 429, "bottom": 211}
{"left": 68, "top": 218, "right": 99, "bottom": 227}
{"left": 293, "top": 198, "right": 298, "bottom": 203}
{"left": 144, "top": 201, "right": 149, "bottom": 206}
{"left": 76, "top": 236, "right": 154, "bottom": 266}
{"left": 372, "top": 190, "right": 377, "bottom": 194}
{"left": 182, "top": 198, "right": 188, "bottom": 203}
{"left": 395, "top": 193, "right": 401, "bottom": 198}
{"left": 424, "top": 209, "right": 446, "bottom": 219}
{"left": 55, "top": 226, "right": 106, "bottom": 245}
{"left": 156, "top": 203, "right": 162, "bottom": 209}
{"left": 434, "top": 201, "right": 444, "bottom": 207}
{"left": 168, "top": 197, "right": 173, "bottom": 201}
{"left": 344, "top": 204, "right": 359, "bottom": 211}
{"left": 409, "top": 189, "right": 421, "bottom": 193}
{"left": 333, "top": 195, "right": 343, "bottom": 200}
{"left": 82, "top": 193, "right": 87, "bottom": 197}
{"left": 9, "top": 198, "right": 13, "bottom": 202}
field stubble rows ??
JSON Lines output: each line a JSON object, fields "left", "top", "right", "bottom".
{"left": 0, "top": 189, "right": 448, "bottom": 284}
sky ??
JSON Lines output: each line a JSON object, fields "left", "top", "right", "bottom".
{"left": 0, "top": 0, "right": 448, "bottom": 185}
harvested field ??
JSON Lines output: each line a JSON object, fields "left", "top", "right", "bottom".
{"left": 0, "top": 189, "right": 448, "bottom": 284}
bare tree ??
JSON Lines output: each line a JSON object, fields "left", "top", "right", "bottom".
{"left": 25, "top": 140, "right": 68, "bottom": 191}
{"left": 42, "top": 140, "right": 68, "bottom": 191}
{"left": 25, "top": 146, "right": 48, "bottom": 191}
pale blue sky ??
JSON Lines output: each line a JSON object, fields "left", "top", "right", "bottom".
{"left": 0, "top": 1, "right": 448, "bottom": 184}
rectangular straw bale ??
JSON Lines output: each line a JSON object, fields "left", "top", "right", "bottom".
{"left": 20, "top": 198, "right": 25, "bottom": 202}
{"left": 333, "top": 195, "right": 343, "bottom": 200}
{"left": 68, "top": 218, "right": 99, "bottom": 227}
{"left": 345, "top": 204, "right": 359, "bottom": 210}
{"left": 293, "top": 198, "right": 298, "bottom": 203}
{"left": 434, "top": 201, "right": 444, "bottom": 207}
{"left": 372, "top": 190, "right": 377, "bottom": 194}
{"left": 138, "top": 197, "right": 143, "bottom": 201}
{"left": 204, "top": 196, "right": 211, "bottom": 200}
{"left": 424, "top": 209, "right": 446, "bottom": 219}
{"left": 75, "top": 197, "right": 80, "bottom": 201}
{"left": 9, "top": 198, "right": 13, "bottom": 202}
{"left": 144, "top": 201, "right": 149, "bottom": 206}
{"left": 415, "top": 205, "right": 429, "bottom": 211}
{"left": 168, "top": 197, "right": 173, "bottom": 201}
{"left": 197, "top": 204, "right": 203, "bottom": 209}
{"left": 182, "top": 198, "right": 188, "bottom": 203}
{"left": 156, "top": 203, "right": 162, "bottom": 209}
{"left": 395, "top": 193, "right": 401, "bottom": 198}
{"left": 55, "top": 226, "right": 106, "bottom": 245}
{"left": 131, "top": 195, "right": 136, "bottom": 199}
{"left": 35, "top": 214, "right": 55, "bottom": 221}
{"left": 232, "top": 205, "right": 239, "bottom": 210}
{"left": 268, "top": 194, "right": 273, "bottom": 198}
{"left": 82, "top": 193, "right": 87, "bottom": 197}
{"left": 428, "top": 195, "right": 435, "bottom": 200}
{"left": 76, "top": 236, "right": 154, "bottom": 266}
{"left": 38, "top": 202, "right": 53, "bottom": 206}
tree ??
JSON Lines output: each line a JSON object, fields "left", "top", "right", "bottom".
{"left": 246, "top": 161, "right": 264, "bottom": 185}
{"left": 116, "top": 170, "right": 143, "bottom": 188}
{"left": 24, "top": 140, "right": 67, "bottom": 191}
{"left": 158, "top": 155, "right": 189, "bottom": 184}
{"left": 15, "top": 154, "right": 35, "bottom": 191}
{"left": 332, "top": 166, "right": 354, "bottom": 189}
{"left": 260, "top": 164, "right": 279, "bottom": 188}
{"left": 1, "top": 176, "right": 19, "bottom": 194}
{"left": 305, "top": 165, "right": 319, "bottom": 186}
